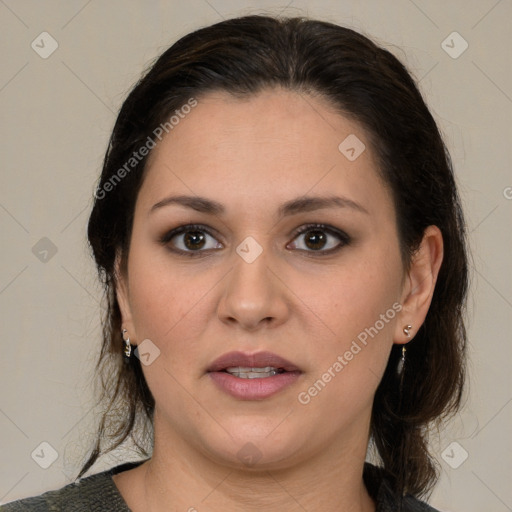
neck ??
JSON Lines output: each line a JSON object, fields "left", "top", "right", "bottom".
{"left": 141, "top": 417, "right": 375, "bottom": 512}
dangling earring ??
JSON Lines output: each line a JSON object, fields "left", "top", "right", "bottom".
{"left": 397, "top": 345, "right": 406, "bottom": 375}
{"left": 397, "top": 325, "right": 412, "bottom": 409}
{"left": 122, "top": 328, "right": 131, "bottom": 360}
{"left": 397, "top": 325, "right": 412, "bottom": 376}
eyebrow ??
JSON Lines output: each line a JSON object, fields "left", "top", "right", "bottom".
{"left": 150, "top": 194, "right": 369, "bottom": 217}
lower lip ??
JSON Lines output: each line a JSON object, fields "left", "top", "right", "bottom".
{"left": 208, "top": 371, "right": 302, "bottom": 400}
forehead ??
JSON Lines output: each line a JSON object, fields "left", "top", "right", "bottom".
{"left": 150, "top": 88, "right": 361, "bottom": 162}
{"left": 139, "top": 88, "right": 393, "bottom": 219}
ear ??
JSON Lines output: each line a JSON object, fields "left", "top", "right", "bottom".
{"left": 115, "top": 251, "right": 137, "bottom": 345}
{"left": 394, "top": 225, "right": 444, "bottom": 344}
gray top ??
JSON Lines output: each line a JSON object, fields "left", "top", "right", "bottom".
{"left": 1, "top": 460, "right": 441, "bottom": 511}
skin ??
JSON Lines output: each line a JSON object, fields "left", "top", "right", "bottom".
{"left": 113, "top": 88, "right": 443, "bottom": 512}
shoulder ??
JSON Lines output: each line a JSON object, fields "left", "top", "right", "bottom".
{"left": 363, "top": 463, "right": 443, "bottom": 512}
{"left": 0, "top": 472, "right": 124, "bottom": 512}
{"left": 1, "top": 461, "right": 144, "bottom": 512}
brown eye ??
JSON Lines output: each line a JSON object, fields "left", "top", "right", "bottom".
{"left": 303, "top": 230, "right": 327, "bottom": 250}
{"left": 183, "top": 230, "right": 206, "bottom": 250}
{"left": 288, "top": 224, "right": 350, "bottom": 253}
{"left": 161, "top": 224, "right": 223, "bottom": 255}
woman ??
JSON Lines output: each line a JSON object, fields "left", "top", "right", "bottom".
{"left": 3, "top": 14, "right": 468, "bottom": 512}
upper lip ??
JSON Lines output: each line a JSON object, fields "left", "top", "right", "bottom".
{"left": 207, "top": 351, "right": 301, "bottom": 373}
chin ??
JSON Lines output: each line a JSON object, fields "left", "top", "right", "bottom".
{"left": 196, "top": 419, "right": 313, "bottom": 471}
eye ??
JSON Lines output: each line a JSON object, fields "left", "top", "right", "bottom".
{"left": 161, "top": 224, "right": 222, "bottom": 255}
{"left": 161, "top": 223, "right": 350, "bottom": 257}
{"left": 287, "top": 223, "right": 350, "bottom": 254}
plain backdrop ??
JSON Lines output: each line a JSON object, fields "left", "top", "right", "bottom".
{"left": 1, "top": 1, "right": 511, "bottom": 510}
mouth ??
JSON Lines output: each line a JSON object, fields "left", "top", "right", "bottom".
{"left": 207, "top": 350, "right": 301, "bottom": 374}
{"left": 222, "top": 366, "right": 286, "bottom": 379}
{"left": 207, "top": 351, "right": 302, "bottom": 400}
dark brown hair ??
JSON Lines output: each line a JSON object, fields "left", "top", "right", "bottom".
{"left": 82, "top": 14, "right": 468, "bottom": 500}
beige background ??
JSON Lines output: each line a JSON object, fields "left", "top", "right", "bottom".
{"left": 1, "top": 1, "right": 511, "bottom": 510}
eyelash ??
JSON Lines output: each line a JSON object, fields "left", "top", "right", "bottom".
{"left": 160, "top": 223, "right": 351, "bottom": 258}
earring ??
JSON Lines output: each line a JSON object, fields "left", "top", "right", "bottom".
{"left": 397, "top": 324, "right": 412, "bottom": 376}
{"left": 122, "top": 328, "right": 131, "bottom": 360}
{"left": 397, "top": 345, "right": 406, "bottom": 376}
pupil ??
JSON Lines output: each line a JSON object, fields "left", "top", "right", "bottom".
{"left": 184, "top": 231, "right": 205, "bottom": 250}
{"left": 305, "top": 230, "right": 326, "bottom": 250}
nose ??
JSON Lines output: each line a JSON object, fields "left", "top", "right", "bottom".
{"left": 216, "top": 247, "right": 290, "bottom": 331}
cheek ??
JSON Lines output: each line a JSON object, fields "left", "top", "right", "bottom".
{"left": 302, "top": 247, "right": 403, "bottom": 342}
{"left": 126, "top": 244, "right": 218, "bottom": 368}
{"left": 295, "top": 245, "right": 403, "bottom": 403}
{"left": 296, "top": 299, "right": 399, "bottom": 429}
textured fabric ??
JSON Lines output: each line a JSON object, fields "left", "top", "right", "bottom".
{"left": 0, "top": 461, "right": 137, "bottom": 512}
{"left": 2, "top": 460, "right": 441, "bottom": 511}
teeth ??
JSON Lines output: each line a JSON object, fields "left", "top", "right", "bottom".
{"left": 226, "top": 366, "right": 276, "bottom": 372}
{"left": 225, "top": 366, "right": 281, "bottom": 379}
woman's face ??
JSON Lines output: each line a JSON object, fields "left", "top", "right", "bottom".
{"left": 117, "top": 88, "right": 410, "bottom": 469}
